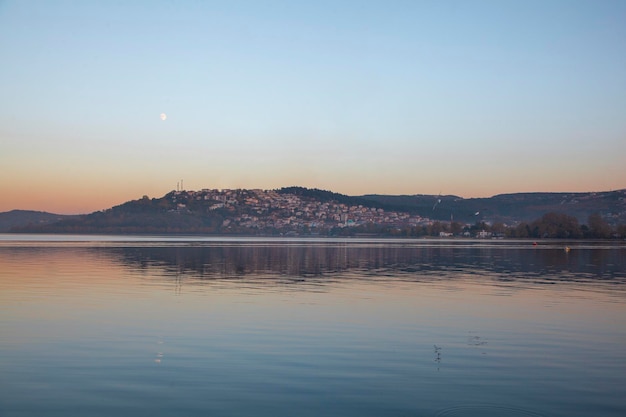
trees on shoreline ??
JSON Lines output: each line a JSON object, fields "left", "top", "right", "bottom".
{"left": 342, "top": 212, "right": 625, "bottom": 239}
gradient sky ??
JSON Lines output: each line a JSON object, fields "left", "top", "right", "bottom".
{"left": 1, "top": 0, "right": 625, "bottom": 214}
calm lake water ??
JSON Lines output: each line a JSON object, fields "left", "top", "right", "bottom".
{"left": 1, "top": 235, "right": 625, "bottom": 417}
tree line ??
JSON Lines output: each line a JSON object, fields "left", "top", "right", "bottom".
{"left": 337, "top": 212, "right": 625, "bottom": 239}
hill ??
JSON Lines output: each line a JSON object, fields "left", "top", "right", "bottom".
{"left": 7, "top": 188, "right": 419, "bottom": 235}
{"left": 359, "top": 190, "right": 626, "bottom": 226}
{"left": 3, "top": 187, "right": 626, "bottom": 236}
{"left": 0, "top": 210, "right": 78, "bottom": 232}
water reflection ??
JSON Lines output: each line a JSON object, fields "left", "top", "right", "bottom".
{"left": 1, "top": 242, "right": 624, "bottom": 294}
{"left": 1, "top": 240, "right": 625, "bottom": 417}
{"left": 104, "top": 243, "right": 626, "bottom": 291}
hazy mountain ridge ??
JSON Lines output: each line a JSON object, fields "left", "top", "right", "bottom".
{"left": 0, "top": 210, "right": 78, "bottom": 233}
{"left": 2, "top": 188, "right": 625, "bottom": 234}
{"left": 360, "top": 190, "right": 626, "bottom": 225}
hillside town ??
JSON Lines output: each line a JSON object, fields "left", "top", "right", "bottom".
{"left": 170, "top": 188, "right": 429, "bottom": 234}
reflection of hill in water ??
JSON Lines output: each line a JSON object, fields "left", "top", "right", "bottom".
{"left": 108, "top": 244, "right": 626, "bottom": 287}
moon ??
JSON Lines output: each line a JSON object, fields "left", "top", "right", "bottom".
{"left": 160, "top": 113, "right": 167, "bottom": 121}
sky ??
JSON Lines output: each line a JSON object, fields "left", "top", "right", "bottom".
{"left": 1, "top": 0, "right": 625, "bottom": 214}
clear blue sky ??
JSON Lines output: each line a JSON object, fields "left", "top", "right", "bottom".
{"left": 1, "top": 0, "right": 625, "bottom": 213}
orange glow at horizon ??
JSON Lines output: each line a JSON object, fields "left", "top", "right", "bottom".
{"left": 1, "top": 172, "right": 624, "bottom": 215}
{"left": 0, "top": 179, "right": 174, "bottom": 214}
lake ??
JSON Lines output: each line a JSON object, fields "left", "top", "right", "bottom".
{"left": 1, "top": 235, "right": 625, "bottom": 417}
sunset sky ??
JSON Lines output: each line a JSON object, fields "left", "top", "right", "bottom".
{"left": 1, "top": 0, "right": 625, "bottom": 214}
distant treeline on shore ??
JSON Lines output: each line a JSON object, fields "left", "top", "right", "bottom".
{"left": 340, "top": 212, "right": 625, "bottom": 239}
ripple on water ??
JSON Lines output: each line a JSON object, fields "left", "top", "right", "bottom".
{"left": 435, "top": 404, "right": 549, "bottom": 417}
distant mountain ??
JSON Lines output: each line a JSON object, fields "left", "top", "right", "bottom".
{"left": 0, "top": 210, "right": 78, "bottom": 232}
{"left": 4, "top": 187, "right": 626, "bottom": 235}
{"left": 360, "top": 190, "right": 626, "bottom": 226}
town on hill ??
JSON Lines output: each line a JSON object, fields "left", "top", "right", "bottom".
{"left": 3, "top": 187, "right": 626, "bottom": 238}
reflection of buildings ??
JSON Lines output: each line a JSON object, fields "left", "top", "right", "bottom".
{"left": 106, "top": 244, "right": 626, "bottom": 288}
